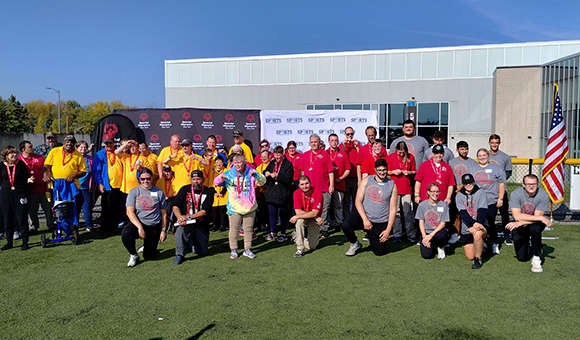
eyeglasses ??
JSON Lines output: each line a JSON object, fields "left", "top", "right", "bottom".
{"left": 260, "top": 144, "right": 269, "bottom": 148}
{"left": 375, "top": 168, "right": 388, "bottom": 172}
{"left": 524, "top": 183, "right": 538, "bottom": 187}
{"left": 346, "top": 133, "right": 354, "bottom": 136}
{"left": 140, "top": 177, "right": 152, "bottom": 181}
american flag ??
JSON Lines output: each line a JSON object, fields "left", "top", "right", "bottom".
{"left": 542, "top": 83, "right": 568, "bottom": 203}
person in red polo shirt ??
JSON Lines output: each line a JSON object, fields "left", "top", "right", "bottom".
{"left": 356, "top": 126, "right": 387, "bottom": 184}
{"left": 387, "top": 141, "right": 417, "bottom": 242}
{"left": 289, "top": 175, "right": 324, "bottom": 257}
{"left": 327, "top": 133, "right": 350, "bottom": 230}
{"left": 414, "top": 145, "right": 455, "bottom": 210}
{"left": 360, "top": 139, "right": 387, "bottom": 178}
{"left": 284, "top": 141, "right": 302, "bottom": 185}
{"left": 299, "top": 134, "right": 334, "bottom": 238}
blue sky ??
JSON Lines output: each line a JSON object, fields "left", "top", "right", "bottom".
{"left": 1, "top": 0, "right": 578, "bottom": 108}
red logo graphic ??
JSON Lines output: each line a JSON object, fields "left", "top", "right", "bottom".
{"left": 161, "top": 112, "right": 170, "bottom": 121}
{"left": 247, "top": 114, "right": 255, "bottom": 122}
{"left": 104, "top": 124, "right": 118, "bottom": 135}
{"left": 454, "top": 164, "right": 468, "bottom": 178}
{"left": 140, "top": 113, "right": 148, "bottom": 121}
{"left": 489, "top": 159, "right": 499, "bottom": 165}
{"left": 203, "top": 113, "right": 212, "bottom": 121}
{"left": 151, "top": 134, "right": 159, "bottom": 143}
{"left": 425, "top": 210, "right": 440, "bottom": 228}
{"left": 137, "top": 195, "right": 155, "bottom": 211}
{"left": 466, "top": 199, "right": 476, "bottom": 217}
{"left": 225, "top": 114, "right": 234, "bottom": 122}
{"left": 521, "top": 202, "right": 535, "bottom": 215}
{"left": 183, "top": 112, "right": 191, "bottom": 120}
{"left": 193, "top": 134, "right": 202, "bottom": 142}
{"left": 366, "top": 185, "right": 385, "bottom": 204}
{"left": 216, "top": 135, "right": 223, "bottom": 143}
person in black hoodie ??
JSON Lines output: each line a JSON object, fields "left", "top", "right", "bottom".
{"left": 263, "top": 146, "right": 294, "bottom": 242}
{"left": 455, "top": 173, "right": 488, "bottom": 269}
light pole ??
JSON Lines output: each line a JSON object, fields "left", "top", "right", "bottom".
{"left": 46, "top": 87, "right": 61, "bottom": 133}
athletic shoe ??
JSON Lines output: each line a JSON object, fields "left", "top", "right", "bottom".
{"left": 243, "top": 248, "right": 256, "bottom": 259}
{"left": 437, "top": 247, "right": 446, "bottom": 259}
{"left": 320, "top": 230, "right": 330, "bottom": 239}
{"left": 531, "top": 256, "right": 543, "bottom": 273}
{"left": 20, "top": 244, "right": 30, "bottom": 251}
{"left": 345, "top": 240, "right": 362, "bottom": 256}
{"left": 294, "top": 250, "right": 304, "bottom": 258}
{"left": 13, "top": 231, "right": 20, "bottom": 240}
{"left": 504, "top": 234, "right": 514, "bottom": 246}
{"left": 219, "top": 226, "right": 226, "bottom": 232}
{"left": 1, "top": 244, "right": 13, "bottom": 251}
{"left": 127, "top": 254, "right": 139, "bottom": 267}
{"left": 85, "top": 226, "right": 93, "bottom": 232}
{"left": 238, "top": 231, "right": 244, "bottom": 236}
{"left": 276, "top": 234, "right": 288, "bottom": 243}
{"left": 448, "top": 233, "right": 459, "bottom": 244}
{"left": 492, "top": 243, "right": 500, "bottom": 255}
{"left": 137, "top": 246, "right": 144, "bottom": 253}
{"left": 192, "top": 246, "right": 197, "bottom": 254}
{"left": 394, "top": 237, "right": 402, "bottom": 243}
{"left": 252, "top": 233, "right": 258, "bottom": 240}
{"left": 230, "top": 249, "right": 238, "bottom": 259}
{"left": 362, "top": 234, "right": 369, "bottom": 242}
{"left": 173, "top": 255, "right": 184, "bottom": 265}
{"left": 472, "top": 257, "right": 483, "bottom": 269}
{"left": 408, "top": 237, "right": 418, "bottom": 244}
{"left": 265, "top": 232, "right": 276, "bottom": 241}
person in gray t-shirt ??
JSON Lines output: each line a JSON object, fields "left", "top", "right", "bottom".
{"left": 122, "top": 168, "right": 168, "bottom": 267}
{"left": 424, "top": 130, "right": 455, "bottom": 164}
{"left": 505, "top": 174, "right": 553, "bottom": 273}
{"left": 488, "top": 134, "right": 513, "bottom": 240}
{"left": 416, "top": 182, "right": 450, "bottom": 259}
{"left": 389, "top": 120, "right": 430, "bottom": 169}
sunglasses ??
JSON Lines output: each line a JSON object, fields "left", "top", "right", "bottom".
{"left": 140, "top": 177, "right": 152, "bottom": 181}
{"left": 346, "top": 133, "right": 354, "bottom": 136}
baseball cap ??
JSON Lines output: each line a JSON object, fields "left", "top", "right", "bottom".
{"left": 432, "top": 144, "right": 445, "bottom": 154}
{"left": 46, "top": 131, "right": 57, "bottom": 138}
{"left": 64, "top": 135, "right": 76, "bottom": 143}
{"left": 162, "top": 165, "right": 172, "bottom": 172}
{"left": 103, "top": 134, "right": 115, "bottom": 143}
{"left": 462, "top": 173, "right": 475, "bottom": 185}
{"left": 190, "top": 170, "right": 204, "bottom": 178}
{"left": 233, "top": 129, "right": 243, "bottom": 137}
{"left": 180, "top": 138, "right": 192, "bottom": 146}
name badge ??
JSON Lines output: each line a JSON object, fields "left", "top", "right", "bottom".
{"left": 485, "top": 169, "right": 492, "bottom": 173}
{"left": 378, "top": 182, "right": 384, "bottom": 186}
{"left": 437, "top": 207, "right": 444, "bottom": 212}
{"left": 151, "top": 192, "right": 158, "bottom": 197}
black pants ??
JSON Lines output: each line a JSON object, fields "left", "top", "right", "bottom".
{"left": 420, "top": 228, "right": 449, "bottom": 259}
{"left": 343, "top": 177, "right": 357, "bottom": 218}
{"left": 212, "top": 205, "right": 229, "bottom": 230}
{"left": 485, "top": 204, "right": 498, "bottom": 244}
{"left": 342, "top": 210, "right": 389, "bottom": 256}
{"left": 100, "top": 188, "right": 125, "bottom": 234}
{"left": 121, "top": 221, "right": 162, "bottom": 261}
{"left": 268, "top": 202, "right": 290, "bottom": 234}
{"left": 512, "top": 222, "right": 544, "bottom": 261}
{"left": 499, "top": 191, "right": 510, "bottom": 231}
{"left": 0, "top": 190, "right": 29, "bottom": 246}
{"left": 256, "top": 194, "right": 269, "bottom": 231}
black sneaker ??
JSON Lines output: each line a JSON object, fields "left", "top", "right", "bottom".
{"left": 504, "top": 234, "right": 514, "bottom": 246}
{"left": 472, "top": 257, "right": 483, "bottom": 269}
{"left": 320, "top": 230, "right": 330, "bottom": 239}
{"left": 1, "top": 244, "right": 13, "bottom": 251}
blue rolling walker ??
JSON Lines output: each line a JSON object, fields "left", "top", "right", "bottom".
{"left": 40, "top": 199, "right": 80, "bottom": 248}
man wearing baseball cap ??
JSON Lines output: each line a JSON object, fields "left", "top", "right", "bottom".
{"left": 172, "top": 138, "right": 208, "bottom": 191}
{"left": 35, "top": 131, "right": 62, "bottom": 158}
{"left": 456, "top": 173, "right": 488, "bottom": 269}
{"left": 172, "top": 170, "right": 215, "bottom": 264}
{"left": 229, "top": 129, "right": 253, "bottom": 162}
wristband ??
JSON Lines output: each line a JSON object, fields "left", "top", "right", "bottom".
{"left": 161, "top": 229, "right": 167, "bottom": 232}
{"left": 498, "top": 198, "right": 503, "bottom": 201}
{"left": 414, "top": 193, "right": 420, "bottom": 196}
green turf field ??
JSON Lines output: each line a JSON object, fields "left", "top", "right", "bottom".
{"left": 1, "top": 224, "right": 579, "bottom": 340}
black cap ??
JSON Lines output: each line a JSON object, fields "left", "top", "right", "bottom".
{"left": 233, "top": 129, "right": 243, "bottom": 137}
{"left": 162, "top": 165, "right": 172, "bottom": 172}
{"left": 432, "top": 144, "right": 445, "bottom": 154}
{"left": 461, "top": 173, "right": 475, "bottom": 185}
{"left": 190, "top": 170, "right": 204, "bottom": 178}
{"left": 180, "top": 138, "right": 192, "bottom": 146}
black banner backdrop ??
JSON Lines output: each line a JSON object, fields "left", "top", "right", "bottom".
{"left": 114, "top": 108, "right": 261, "bottom": 155}
{"left": 91, "top": 114, "right": 138, "bottom": 153}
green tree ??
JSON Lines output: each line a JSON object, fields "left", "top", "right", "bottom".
{"left": 25, "top": 100, "right": 55, "bottom": 133}
{"left": 0, "top": 95, "right": 32, "bottom": 133}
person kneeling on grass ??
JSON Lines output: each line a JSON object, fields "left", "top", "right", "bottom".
{"left": 455, "top": 173, "right": 488, "bottom": 269}
{"left": 341, "top": 158, "right": 397, "bottom": 257}
{"left": 122, "top": 168, "right": 167, "bottom": 267}
{"left": 290, "top": 175, "right": 324, "bottom": 258}
{"left": 505, "top": 174, "right": 552, "bottom": 273}
{"left": 416, "top": 182, "right": 450, "bottom": 259}
{"left": 172, "top": 170, "right": 215, "bottom": 265}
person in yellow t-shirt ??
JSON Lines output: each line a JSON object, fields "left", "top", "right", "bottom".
{"left": 157, "top": 134, "right": 183, "bottom": 178}
{"left": 198, "top": 148, "right": 216, "bottom": 188}
{"left": 156, "top": 165, "right": 178, "bottom": 227}
{"left": 211, "top": 155, "right": 228, "bottom": 232}
{"left": 228, "top": 129, "right": 253, "bottom": 163}
{"left": 140, "top": 142, "right": 159, "bottom": 184}
{"left": 172, "top": 139, "right": 208, "bottom": 192}
{"left": 115, "top": 139, "right": 149, "bottom": 194}
{"left": 44, "top": 135, "right": 87, "bottom": 191}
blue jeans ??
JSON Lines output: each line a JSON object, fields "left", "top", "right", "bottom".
{"left": 76, "top": 189, "right": 93, "bottom": 229}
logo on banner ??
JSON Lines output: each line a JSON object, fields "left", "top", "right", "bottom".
{"left": 297, "top": 129, "right": 314, "bottom": 135}
{"left": 183, "top": 112, "right": 191, "bottom": 120}
{"left": 140, "top": 113, "right": 148, "bottom": 121}
{"left": 216, "top": 135, "right": 223, "bottom": 143}
{"left": 276, "top": 130, "right": 293, "bottom": 135}
{"left": 149, "top": 134, "right": 161, "bottom": 151}
{"left": 245, "top": 114, "right": 257, "bottom": 130}
{"left": 223, "top": 113, "right": 235, "bottom": 130}
{"left": 192, "top": 134, "right": 204, "bottom": 151}
{"left": 160, "top": 112, "right": 172, "bottom": 129}
{"left": 272, "top": 142, "right": 283, "bottom": 147}
{"left": 308, "top": 118, "right": 325, "bottom": 123}
{"left": 151, "top": 134, "right": 159, "bottom": 142}
{"left": 265, "top": 118, "right": 282, "bottom": 124}
{"left": 138, "top": 113, "right": 150, "bottom": 129}
{"left": 318, "top": 129, "right": 334, "bottom": 135}
{"left": 193, "top": 134, "right": 202, "bottom": 142}
{"left": 201, "top": 112, "right": 214, "bottom": 129}
{"left": 104, "top": 124, "right": 118, "bottom": 135}
{"left": 181, "top": 111, "right": 193, "bottom": 128}
{"left": 287, "top": 117, "right": 303, "bottom": 123}
{"left": 297, "top": 142, "right": 304, "bottom": 147}
{"left": 330, "top": 117, "right": 346, "bottom": 123}
{"left": 351, "top": 117, "right": 367, "bottom": 123}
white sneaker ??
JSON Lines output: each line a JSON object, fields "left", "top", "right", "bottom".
{"left": 448, "top": 233, "right": 459, "bottom": 244}
{"left": 345, "top": 240, "right": 362, "bottom": 256}
{"left": 437, "top": 247, "right": 446, "bottom": 259}
{"left": 127, "top": 254, "right": 139, "bottom": 267}
{"left": 137, "top": 246, "right": 144, "bottom": 253}
{"left": 492, "top": 243, "right": 500, "bottom": 255}
{"left": 531, "top": 256, "right": 543, "bottom": 273}
{"left": 13, "top": 231, "right": 20, "bottom": 240}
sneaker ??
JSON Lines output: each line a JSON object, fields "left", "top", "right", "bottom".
{"left": 127, "top": 254, "right": 139, "bottom": 267}
{"left": 0, "top": 233, "right": 3, "bottom": 240}
{"left": 394, "top": 236, "right": 402, "bottom": 243}
{"left": 192, "top": 246, "right": 197, "bottom": 254}
{"left": 492, "top": 243, "right": 500, "bottom": 255}
{"left": 362, "top": 235, "right": 369, "bottom": 242}
{"left": 1, "top": 244, "right": 13, "bottom": 251}
{"left": 265, "top": 232, "right": 276, "bottom": 241}
{"left": 173, "top": 255, "right": 184, "bottom": 265}
{"left": 230, "top": 249, "right": 238, "bottom": 259}
{"left": 238, "top": 231, "right": 244, "bottom": 236}
{"left": 137, "top": 245, "right": 144, "bottom": 253}
{"left": 20, "top": 244, "right": 30, "bottom": 251}
{"left": 320, "top": 230, "right": 330, "bottom": 239}
{"left": 219, "top": 226, "right": 226, "bottom": 232}
{"left": 276, "top": 234, "right": 288, "bottom": 243}
{"left": 448, "top": 233, "right": 459, "bottom": 244}
{"left": 408, "top": 237, "right": 418, "bottom": 244}
{"left": 252, "top": 233, "right": 258, "bottom": 240}
{"left": 531, "top": 256, "right": 543, "bottom": 273}
{"left": 294, "top": 250, "right": 304, "bottom": 258}
{"left": 243, "top": 248, "right": 256, "bottom": 259}
{"left": 345, "top": 240, "right": 362, "bottom": 256}
{"left": 504, "top": 234, "right": 514, "bottom": 246}
{"left": 437, "top": 247, "right": 446, "bottom": 259}
{"left": 85, "top": 226, "right": 93, "bottom": 232}
{"left": 13, "top": 231, "right": 20, "bottom": 240}
{"left": 472, "top": 257, "right": 483, "bottom": 269}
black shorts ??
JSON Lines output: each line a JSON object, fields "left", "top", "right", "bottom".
{"left": 461, "top": 233, "right": 474, "bottom": 245}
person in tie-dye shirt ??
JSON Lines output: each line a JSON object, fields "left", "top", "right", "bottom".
{"left": 214, "top": 154, "right": 266, "bottom": 259}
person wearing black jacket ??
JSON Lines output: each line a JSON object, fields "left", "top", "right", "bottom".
{"left": 263, "top": 146, "right": 294, "bottom": 242}
{"left": 455, "top": 173, "right": 488, "bottom": 269}
{"left": 0, "top": 146, "right": 33, "bottom": 251}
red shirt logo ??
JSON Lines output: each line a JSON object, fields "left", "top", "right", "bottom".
{"left": 425, "top": 210, "right": 440, "bottom": 228}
